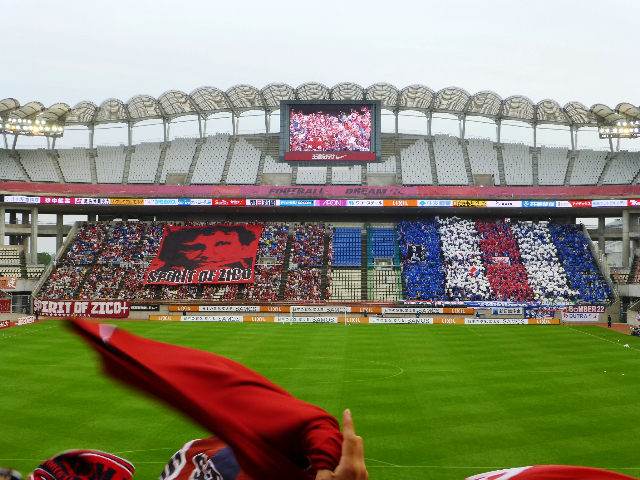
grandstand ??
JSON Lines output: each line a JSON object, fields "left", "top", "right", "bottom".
{"left": 0, "top": 81, "right": 638, "bottom": 322}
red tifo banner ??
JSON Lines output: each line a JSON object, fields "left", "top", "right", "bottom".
{"left": 36, "top": 300, "right": 130, "bottom": 318}
{"left": 144, "top": 224, "right": 263, "bottom": 285}
{"left": 0, "top": 298, "right": 11, "bottom": 313}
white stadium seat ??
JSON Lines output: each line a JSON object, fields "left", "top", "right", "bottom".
{"left": 225, "top": 138, "right": 261, "bottom": 185}
{"left": 161, "top": 137, "right": 197, "bottom": 183}
{"left": 569, "top": 150, "right": 608, "bottom": 185}
{"left": 367, "top": 156, "right": 396, "bottom": 174}
{"left": 191, "top": 134, "right": 231, "bottom": 184}
{"left": 19, "top": 149, "right": 59, "bottom": 182}
{"left": 57, "top": 148, "right": 92, "bottom": 183}
{"left": 0, "top": 149, "right": 27, "bottom": 181}
{"left": 467, "top": 138, "right": 500, "bottom": 185}
{"left": 96, "top": 146, "right": 126, "bottom": 183}
{"left": 332, "top": 166, "right": 362, "bottom": 184}
{"left": 128, "top": 142, "right": 162, "bottom": 184}
{"left": 400, "top": 139, "right": 433, "bottom": 185}
{"left": 538, "top": 146, "right": 569, "bottom": 186}
{"left": 433, "top": 135, "right": 468, "bottom": 185}
{"left": 296, "top": 167, "right": 327, "bottom": 185}
{"left": 602, "top": 151, "right": 640, "bottom": 185}
{"left": 262, "top": 155, "right": 292, "bottom": 174}
{"left": 503, "top": 143, "right": 533, "bottom": 186}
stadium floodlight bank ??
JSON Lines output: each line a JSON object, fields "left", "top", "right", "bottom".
{"left": 279, "top": 100, "right": 382, "bottom": 164}
{"left": 599, "top": 120, "right": 640, "bottom": 139}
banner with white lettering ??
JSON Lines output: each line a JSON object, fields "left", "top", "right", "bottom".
{"left": 36, "top": 300, "right": 130, "bottom": 318}
{"left": 561, "top": 312, "right": 600, "bottom": 322}
{"left": 145, "top": 224, "right": 262, "bottom": 285}
{"left": 182, "top": 316, "right": 243, "bottom": 322}
{"left": 275, "top": 317, "right": 338, "bottom": 323}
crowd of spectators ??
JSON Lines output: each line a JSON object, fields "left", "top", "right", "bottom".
{"left": 119, "top": 269, "right": 157, "bottom": 299}
{"left": 245, "top": 266, "right": 282, "bottom": 301}
{"left": 398, "top": 219, "right": 445, "bottom": 301}
{"left": 256, "top": 223, "right": 289, "bottom": 263}
{"left": 159, "top": 285, "right": 199, "bottom": 300}
{"left": 290, "top": 223, "right": 325, "bottom": 267}
{"left": 77, "top": 265, "right": 127, "bottom": 299}
{"left": 438, "top": 217, "right": 491, "bottom": 301}
{"left": 475, "top": 220, "right": 532, "bottom": 302}
{"left": 97, "top": 222, "right": 147, "bottom": 264}
{"left": 138, "top": 222, "right": 168, "bottom": 258}
{"left": 284, "top": 268, "right": 322, "bottom": 301}
{"left": 290, "top": 107, "right": 371, "bottom": 152}
{"left": 66, "top": 222, "right": 110, "bottom": 264}
{"left": 201, "top": 284, "right": 241, "bottom": 301}
{"left": 40, "top": 265, "right": 90, "bottom": 299}
{"left": 548, "top": 222, "right": 612, "bottom": 303}
{"left": 511, "top": 222, "right": 576, "bottom": 304}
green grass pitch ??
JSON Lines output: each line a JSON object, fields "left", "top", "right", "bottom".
{"left": 2, "top": 321, "right": 640, "bottom": 480}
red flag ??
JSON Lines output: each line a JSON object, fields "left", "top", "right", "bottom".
{"left": 69, "top": 320, "right": 342, "bottom": 480}
{"left": 465, "top": 465, "right": 637, "bottom": 480}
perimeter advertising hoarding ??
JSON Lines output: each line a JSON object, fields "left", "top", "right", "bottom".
{"left": 280, "top": 100, "right": 381, "bottom": 163}
{"left": 144, "top": 224, "right": 263, "bottom": 285}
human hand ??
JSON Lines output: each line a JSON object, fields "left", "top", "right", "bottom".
{"left": 316, "top": 409, "right": 368, "bottom": 480}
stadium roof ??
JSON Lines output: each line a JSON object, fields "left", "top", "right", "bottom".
{"left": 1, "top": 82, "right": 638, "bottom": 128}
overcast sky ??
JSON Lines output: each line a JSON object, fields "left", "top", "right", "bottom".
{"left": 2, "top": 0, "right": 639, "bottom": 150}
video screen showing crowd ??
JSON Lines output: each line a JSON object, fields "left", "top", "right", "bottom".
{"left": 289, "top": 105, "right": 372, "bottom": 152}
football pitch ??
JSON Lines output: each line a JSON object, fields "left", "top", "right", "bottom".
{"left": 2, "top": 321, "right": 640, "bottom": 480}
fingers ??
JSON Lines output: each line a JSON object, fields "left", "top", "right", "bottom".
{"left": 342, "top": 409, "right": 364, "bottom": 459}
{"left": 316, "top": 469, "right": 332, "bottom": 480}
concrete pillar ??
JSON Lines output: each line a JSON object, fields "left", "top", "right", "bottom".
{"left": 623, "top": 209, "right": 630, "bottom": 269}
{"left": 88, "top": 214, "right": 97, "bottom": 222}
{"left": 22, "top": 211, "right": 29, "bottom": 254}
{"left": 56, "top": 214, "right": 64, "bottom": 253}
{"left": 0, "top": 206, "right": 5, "bottom": 246}
{"left": 30, "top": 206, "right": 38, "bottom": 264}
{"left": 598, "top": 216, "right": 605, "bottom": 252}
{"left": 9, "top": 212, "right": 16, "bottom": 245}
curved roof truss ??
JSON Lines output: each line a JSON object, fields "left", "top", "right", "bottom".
{"left": 8, "top": 83, "right": 632, "bottom": 129}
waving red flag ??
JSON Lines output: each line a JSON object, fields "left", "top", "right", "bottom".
{"left": 70, "top": 319, "right": 342, "bottom": 480}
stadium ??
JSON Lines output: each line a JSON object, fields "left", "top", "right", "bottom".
{"left": 3, "top": 80, "right": 640, "bottom": 480}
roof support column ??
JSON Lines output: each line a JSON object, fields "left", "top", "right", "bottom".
{"left": 459, "top": 115, "right": 466, "bottom": 140}
{"left": 46, "top": 136, "right": 51, "bottom": 150}
{"left": 616, "top": 136, "right": 621, "bottom": 152}
{"left": 496, "top": 119, "right": 501, "bottom": 144}
{"left": 52, "top": 136, "right": 57, "bottom": 150}
{"left": 394, "top": 110, "right": 399, "bottom": 135}
{"left": 30, "top": 206, "right": 38, "bottom": 265}
{"left": 574, "top": 128, "right": 578, "bottom": 150}
{"left": 163, "top": 119, "right": 168, "bottom": 142}
{"left": 427, "top": 112, "right": 432, "bottom": 137}
{"left": 609, "top": 136, "right": 614, "bottom": 152}
{"left": 12, "top": 134, "right": 18, "bottom": 150}
{"left": 89, "top": 125, "right": 95, "bottom": 149}
{"left": 56, "top": 213, "right": 64, "bottom": 253}
{"left": 204, "top": 118, "right": 208, "bottom": 137}
{"left": 232, "top": 113, "right": 237, "bottom": 136}
{"left": 533, "top": 124, "right": 537, "bottom": 148}
{"left": 197, "top": 115, "right": 203, "bottom": 139}
{"left": 0, "top": 206, "right": 5, "bottom": 246}
{"left": 3, "top": 133, "right": 8, "bottom": 149}
{"left": 570, "top": 126, "right": 575, "bottom": 151}
{"left": 623, "top": 209, "right": 630, "bottom": 269}
{"left": 127, "top": 123, "right": 132, "bottom": 147}
{"left": 264, "top": 111, "right": 270, "bottom": 134}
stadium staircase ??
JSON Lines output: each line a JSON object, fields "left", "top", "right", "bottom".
{"left": 628, "top": 256, "right": 640, "bottom": 284}
{"left": 184, "top": 140, "right": 204, "bottom": 185}
{"left": 49, "top": 151, "right": 66, "bottom": 184}
{"left": 122, "top": 147, "right": 133, "bottom": 184}
{"left": 495, "top": 145, "right": 507, "bottom": 186}
{"left": 10, "top": 151, "right": 32, "bottom": 181}
{"left": 326, "top": 167, "right": 332, "bottom": 185}
{"left": 460, "top": 140, "right": 474, "bottom": 185}
{"left": 564, "top": 153, "right": 577, "bottom": 186}
{"left": 291, "top": 165, "right": 298, "bottom": 184}
{"left": 220, "top": 138, "right": 237, "bottom": 185}
{"left": 89, "top": 150, "right": 98, "bottom": 184}
{"left": 597, "top": 153, "right": 615, "bottom": 186}
{"left": 633, "top": 167, "right": 640, "bottom": 186}
{"left": 531, "top": 147, "right": 539, "bottom": 186}
{"left": 426, "top": 138, "right": 439, "bottom": 185}
{"left": 245, "top": 133, "right": 278, "bottom": 185}
{"left": 154, "top": 144, "right": 169, "bottom": 184}
{"left": 277, "top": 230, "right": 294, "bottom": 300}
{"left": 320, "top": 231, "right": 330, "bottom": 300}
{"left": 583, "top": 224, "right": 619, "bottom": 306}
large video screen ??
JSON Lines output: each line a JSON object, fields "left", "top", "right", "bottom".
{"left": 290, "top": 104, "right": 372, "bottom": 152}
{"left": 280, "top": 100, "right": 381, "bottom": 162}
